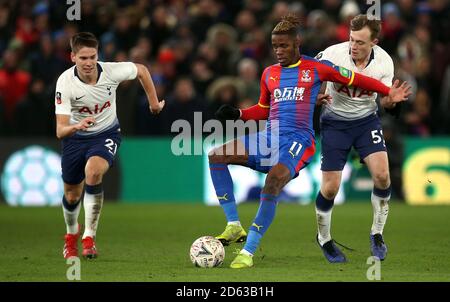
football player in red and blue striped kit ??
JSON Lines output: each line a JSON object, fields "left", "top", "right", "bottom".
{"left": 209, "top": 14, "right": 411, "bottom": 268}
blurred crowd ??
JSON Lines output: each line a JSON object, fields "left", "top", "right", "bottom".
{"left": 0, "top": 0, "right": 448, "bottom": 137}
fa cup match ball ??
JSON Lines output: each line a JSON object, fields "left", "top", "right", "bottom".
{"left": 189, "top": 236, "right": 225, "bottom": 268}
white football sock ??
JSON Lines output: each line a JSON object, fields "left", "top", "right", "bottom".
{"left": 63, "top": 201, "right": 81, "bottom": 234}
{"left": 241, "top": 249, "right": 253, "bottom": 257}
{"left": 371, "top": 192, "right": 390, "bottom": 235}
{"left": 316, "top": 207, "right": 333, "bottom": 246}
{"left": 83, "top": 191, "right": 104, "bottom": 239}
{"left": 227, "top": 221, "right": 241, "bottom": 227}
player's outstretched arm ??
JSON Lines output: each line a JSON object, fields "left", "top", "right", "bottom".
{"left": 317, "top": 61, "right": 411, "bottom": 103}
{"left": 135, "top": 63, "right": 165, "bottom": 115}
{"left": 352, "top": 74, "right": 411, "bottom": 103}
{"left": 56, "top": 114, "right": 95, "bottom": 139}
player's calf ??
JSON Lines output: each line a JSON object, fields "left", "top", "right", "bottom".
{"left": 262, "top": 164, "right": 291, "bottom": 196}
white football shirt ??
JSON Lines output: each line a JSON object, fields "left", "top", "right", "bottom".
{"left": 55, "top": 62, "right": 137, "bottom": 135}
{"left": 316, "top": 41, "right": 394, "bottom": 120}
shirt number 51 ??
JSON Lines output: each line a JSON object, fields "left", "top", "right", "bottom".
{"left": 371, "top": 130, "right": 386, "bottom": 147}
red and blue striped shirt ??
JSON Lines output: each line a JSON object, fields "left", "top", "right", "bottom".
{"left": 241, "top": 55, "right": 390, "bottom": 140}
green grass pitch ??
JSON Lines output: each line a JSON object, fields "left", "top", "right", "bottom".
{"left": 1, "top": 202, "right": 449, "bottom": 282}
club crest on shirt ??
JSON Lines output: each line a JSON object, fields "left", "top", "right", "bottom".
{"left": 56, "top": 92, "right": 62, "bottom": 104}
{"left": 301, "top": 70, "right": 312, "bottom": 82}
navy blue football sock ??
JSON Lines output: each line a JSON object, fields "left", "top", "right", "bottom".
{"left": 315, "top": 191, "right": 334, "bottom": 212}
{"left": 85, "top": 183, "right": 103, "bottom": 195}
{"left": 62, "top": 195, "right": 81, "bottom": 211}
{"left": 373, "top": 185, "right": 391, "bottom": 199}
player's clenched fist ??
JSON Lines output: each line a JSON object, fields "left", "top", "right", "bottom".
{"left": 149, "top": 100, "right": 165, "bottom": 115}
{"left": 75, "top": 117, "right": 96, "bottom": 131}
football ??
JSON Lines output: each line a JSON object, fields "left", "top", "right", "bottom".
{"left": 189, "top": 236, "right": 225, "bottom": 268}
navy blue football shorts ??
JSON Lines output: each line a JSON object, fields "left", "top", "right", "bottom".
{"left": 240, "top": 129, "right": 316, "bottom": 179}
{"left": 320, "top": 114, "right": 387, "bottom": 171}
{"left": 61, "top": 126, "right": 121, "bottom": 185}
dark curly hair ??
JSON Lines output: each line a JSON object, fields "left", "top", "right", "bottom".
{"left": 272, "top": 14, "right": 302, "bottom": 36}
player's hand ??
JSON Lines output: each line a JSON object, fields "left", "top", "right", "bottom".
{"left": 75, "top": 117, "right": 96, "bottom": 131}
{"left": 149, "top": 100, "right": 165, "bottom": 115}
{"left": 316, "top": 94, "right": 332, "bottom": 106}
{"left": 215, "top": 104, "right": 241, "bottom": 121}
{"left": 388, "top": 80, "right": 412, "bottom": 104}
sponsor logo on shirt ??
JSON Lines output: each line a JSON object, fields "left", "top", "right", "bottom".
{"left": 78, "top": 101, "right": 111, "bottom": 114}
{"left": 273, "top": 87, "right": 305, "bottom": 103}
{"left": 336, "top": 84, "right": 374, "bottom": 98}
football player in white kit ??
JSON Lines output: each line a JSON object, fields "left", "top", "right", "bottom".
{"left": 56, "top": 32, "right": 165, "bottom": 259}
{"left": 313, "top": 15, "right": 410, "bottom": 262}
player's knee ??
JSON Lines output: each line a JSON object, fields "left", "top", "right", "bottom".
{"left": 208, "top": 148, "right": 231, "bottom": 164}
{"left": 85, "top": 169, "right": 104, "bottom": 185}
{"left": 321, "top": 181, "right": 340, "bottom": 200}
{"left": 65, "top": 192, "right": 81, "bottom": 204}
{"left": 373, "top": 171, "right": 390, "bottom": 189}
{"left": 208, "top": 149, "right": 222, "bottom": 163}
